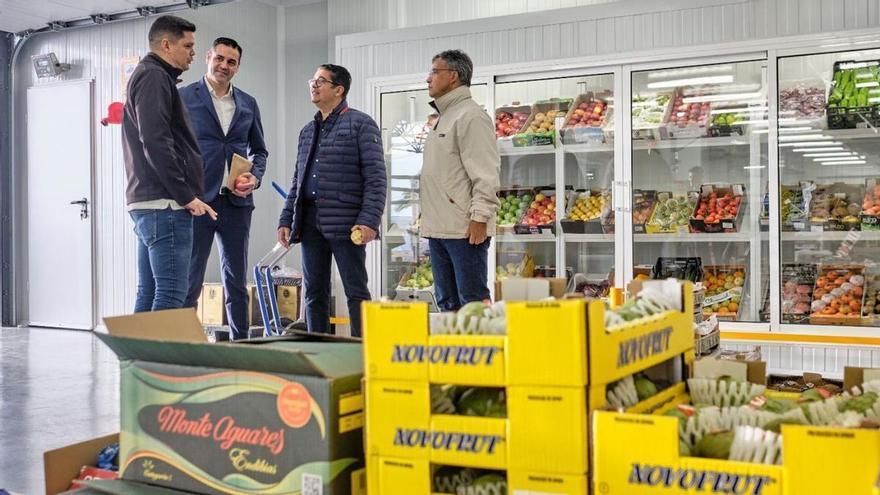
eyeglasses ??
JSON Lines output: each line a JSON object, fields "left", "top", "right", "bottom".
{"left": 308, "top": 77, "right": 337, "bottom": 88}
{"left": 427, "top": 68, "right": 456, "bottom": 77}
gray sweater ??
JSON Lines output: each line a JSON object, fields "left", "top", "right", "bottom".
{"left": 122, "top": 53, "right": 203, "bottom": 206}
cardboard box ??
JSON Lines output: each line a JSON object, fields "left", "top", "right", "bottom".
{"left": 494, "top": 277, "right": 567, "bottom": 301}
{"left": 276, "top": 284, "right": 300, "bottom": 320}
{"left": 44, "top": 433, "right": 119, "bottom": 495}
{"left": 200, "top": 283, "right": 225, "bottom": 326}
{"left": 97, "top": 309, "right": 365, "bottom": 495}
{"left": 246, "top": 284, "right": 263, "bottom": 327}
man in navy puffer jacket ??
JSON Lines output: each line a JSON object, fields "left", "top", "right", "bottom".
{"left": 278, "top": 64, "right": 386, "bottom": 337}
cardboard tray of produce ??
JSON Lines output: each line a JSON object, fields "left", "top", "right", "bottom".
{"left": 494, "top": 104, "right": 531, "bottom": 139}
{"left": 690, "top": 183, "right": 746, "bottom": 233}
{"left": 809, "top": 182, "right": 864, "bottom": 232}
{"left": 496, "top": 187, "right": 534, "bottom": 233}
{"left": 663, "top": 88, "right": 711, "bottom": 139}
{"left": 645, "top": 191, "right": 698, "bottom": 234}
{"left": 860, "top": 178, "right": 880, "bottom": 231}
{"left": 560, "top": 92, "right": 612, "bottom": 145}
{"left": 632, "top": 189, "right": 657, "bottom": 234}
{"left": 809, "top": 264, "right": 867, "bottom": 324}
{"left": 514, "top": 187, "right": 559, "bottom": 234}
{"left": 560, "top": 188, "right": 611, "bottom": 233}
{"left": 701, "top": 264, "right": 747, "bottom": 321}
{"left": 781, "top": 263, "right": 818, "bottom": 324}
{"left": 513, "top": 98, "right": 572, "bottom": 147}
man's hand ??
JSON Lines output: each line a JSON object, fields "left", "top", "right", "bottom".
{"left": 467, "top": 221, "right": 488, "bottom": 245}
{"left": 278, "top": 227, "right": 291, "bottom": 249}
{"left": 232, "top": 173, "right": 258, "bottom": 198}
{"left": 351, "top": 225, "right": 377, "bottom": 244}
{"left": 185, "top": 198, "right": 218, "bottom": 220}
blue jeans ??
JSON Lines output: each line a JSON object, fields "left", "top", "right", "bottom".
{"left": 300, "top": 202, "right": 371, "bottom": 337}
{"left": 183, "top": 195, "right": 253, "bottom": 340}
{"left": 428, "top": 237, "right": 491, "bottom": 311}
{"left": 130, "top": 208, "right": 193, "bottom": 312}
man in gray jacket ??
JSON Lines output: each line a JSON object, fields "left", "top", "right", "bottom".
{"left": 420, "top": 50, "right": 500, "bottom": 311}
{"left": 122, "top": 15, "right": 216, "bottom": 312}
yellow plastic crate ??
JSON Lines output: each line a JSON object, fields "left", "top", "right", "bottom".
{"left": 368, "top": 455, "right": 589, "bottom": 495}
{"left": 593, "top": 411, "right": 880, "bottom": 495}
{"left": 365, "top": 378, "right": 589, "bottom": 474}
{"left": 363, "top": 285, "right": 693, "bottom": 389}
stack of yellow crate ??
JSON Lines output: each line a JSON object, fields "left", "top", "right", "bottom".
{"left": 362, "top": 283, "right": 695, "bottom": 494}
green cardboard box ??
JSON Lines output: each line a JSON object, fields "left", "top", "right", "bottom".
{"left": 98, "top": 309, "right": 365, "bottom": 495}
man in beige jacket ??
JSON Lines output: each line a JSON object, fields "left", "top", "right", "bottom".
{"left": 421, "top": 49, "right": 500, "bottom": 311}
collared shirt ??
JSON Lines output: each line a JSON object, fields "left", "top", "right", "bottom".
{"left": 207, "top": 77, "right": 236, "bottom": 193}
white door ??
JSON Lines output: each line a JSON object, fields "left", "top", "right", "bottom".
{"left": 26, "top": 81, "right": 95, "bottom": 329}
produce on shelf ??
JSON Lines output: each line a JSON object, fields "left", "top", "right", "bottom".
{"left": 606, "top": 374, "right": 665, "bottom": 410}
{"left": 572, "top": 273, "right": 611, "bottom": 298}
{"left": 694, "top": 190, "right": 742, "bottom": 224}
{"left": 496, "top": 192, "right": 530, "bottom": 226}
{"left": 565, "top": 191, "right": 606, "bottom": 222}
{"left": 632, "top": 94, "right": 669, "bottom": 129}
{"left": 809, "top": 267, "right": 864, "bottom": 319}
{"left": 632, "top": 190, "right": 656, "bottom": 229}
{"left": 810, "top": 184, "right": 863, "bottom": 229}
{"left": 565, "top": 99, "right": 607, "bottom": 128}
{"left": 781, "top": 264, "right": 817, "bottom": 320}
{"left": 828, "top": 65, "right": 880, "bottom": 109}
{"left": 495, "top": 109, "right": 529, "bottom": 138}
{"left": 647, "top": 194, "right": 696, "bottom": 231}
{"left": 524, "top": 110, "right": 561, "bottom": 134}
{"left": 779, "top": 85, "right": 826, "bottom": 119}
{"left": 862, "top": 272, "right": 880, "bottom": 317}
{"left": 399, "top": 260, "right": 433, "bottom": 289}
{"left": 687, "top": 377, "right": 765, "bottom": 407}
{"left": 429, "top": 300, "right": 507, "bottom": 335}
{"left": 710, "top": 112, "right": 738, "bottom": 127}
{"left": 667, "top": 92, "right": 710, "bottom": 128}
{"left": 861, "top": 182, "right": 880, "bottom": 216}
{"left": 521, "top": 192, "right": 556, "bottom": 227}
{"left": 781, "top": 185, "right": 809, "bottom": 225}
{"left": 702, "top": 267, "right": 745, "bottom": 319}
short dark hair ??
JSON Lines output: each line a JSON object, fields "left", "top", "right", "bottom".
{"left": 148, "top": 15, "right": 196, "bottom": 48}
{"left": 319, "top": 64, "right": 351, "bottom": 99}
{"left": 213, "top": 37, "right": 242, "bottom": 58}
{"left": 432, "top": 50, "right": 473, "bottom": 87}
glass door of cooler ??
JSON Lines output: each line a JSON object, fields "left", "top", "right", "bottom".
{"left": 630, "top": 60, "right": 769, "bottom": 324}
{"left": 379, "top": 86, "right": 488, "bottom": 303}
{"left": 494, "top": 72, "right": 617, "bottom": 297}
{"left": 777, "top": 48, "right": 880, "bottom": 331}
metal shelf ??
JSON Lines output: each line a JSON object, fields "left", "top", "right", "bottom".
{"left": 495, "top": 233, "right": 557, "bottom": 243}
{"left": 563, "top": 233, "right": 615, "bottom": 242}
{"left": 634, "top": 231, "right": 754, "bottom": 243}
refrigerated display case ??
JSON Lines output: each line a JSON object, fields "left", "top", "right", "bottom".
{"left": 370, "top": 38, "right": 880, "bottom": 343}
{"left": 630, "top": 59, "right": 769, "bottom": 323}
{"left": 494, "top": 73, "right": 617, "bottom": 294}
{"left": 777, "top": 47, "right": 880, "bottom": 329}
{"left": 379, "top": 86, "right": 488, "bottom": 303}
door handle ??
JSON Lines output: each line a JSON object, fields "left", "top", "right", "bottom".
{"left": 70, "top": 198, "right": 89, "bottom": 219}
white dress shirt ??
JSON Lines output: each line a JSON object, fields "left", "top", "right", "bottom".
{"left": 207, "top": 77, "right": 236, "bottom": 192}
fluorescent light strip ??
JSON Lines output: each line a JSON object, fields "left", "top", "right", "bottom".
{"left": 814, "top": 155, "right": 866, "bottom": 162}
{"left": 838, "top": 61, "right": 879, "bottom": 70}
{"left": 743, "top": 165, "right": 766, "bottom": 170}
{"left": 820, "top": 160, "right": 867, "bottom": 165}
{"left": 682, "top": 92, "right": 763, "bottom": 103}
{"left": 731, "top": 120, "right": 769, "bottom": 126}
{"left": 781, "top": 141, "right": 843, "bottom": 148}
{"left": 646, "top": 75, "right": 733, "bottom": 89}
{"left": 802, "top": 152, "right": 859, "bottom": 157}
{"left": 778, "top": 134, "right": 832, "bottom": 142}
{"left": 856, "top": 81, "right": 880, "bottom": 88}
{"left": 778, "top": 126, "right": 815, "bottom": 133}
{"left": 647, "top": 65, "right": 733, "bottom": 79}
{"left": 791, "top": 146, "right": 845, "bottom": 152}
{"left": 751, "top": 129, "right": 769, "bottom": 134}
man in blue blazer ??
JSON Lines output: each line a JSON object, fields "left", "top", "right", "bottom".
{"left": 180, "top": 37, "right": 268, "bottom": 340}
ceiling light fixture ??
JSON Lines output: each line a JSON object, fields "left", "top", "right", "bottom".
{"left": 646, "top": 75, "right": 734, "bottom": 89}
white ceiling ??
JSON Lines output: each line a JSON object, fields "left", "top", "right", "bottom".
{"left": 0, "top": 0, "right": 324, "bottom": 34}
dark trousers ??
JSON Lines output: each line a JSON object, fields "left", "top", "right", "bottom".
{"left": 300, "top": 202, "right": 370, "bottom": 337}
{"left": 183, "top": 195, "right": 253, "bottom": 340}
{"left": 428, "top": 237, "right": 491, "bottom": 311}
